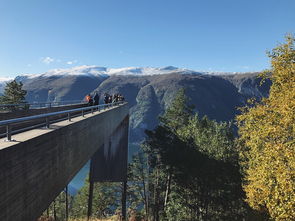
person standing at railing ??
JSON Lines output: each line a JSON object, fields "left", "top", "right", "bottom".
{"left": 118, "top": 94, "right": 125, "bottom": 101}
{"left": 112, "top": 94, "right": 118, "bottom": 103}
{"left": 108, "top": 95, "right": 112, "bottom": 103}
{"left": 85, "top": 94, "right": 93, "bottom": 106}
{"left": 93, "top": 93, "right": 99, "bottom": 105}
{"left": 104, "top": 93, "right": 109, "bottom": 104}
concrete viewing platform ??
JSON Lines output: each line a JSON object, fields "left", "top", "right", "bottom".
{"left": 0, "top": 105, "right": 119, "bottom": 150}
{"left": 0, "top": 103, "right": 129, "bottom": 221}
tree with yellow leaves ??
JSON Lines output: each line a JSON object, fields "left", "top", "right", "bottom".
{"left": 237, "top": 35, "right": 295, "bottom": 220}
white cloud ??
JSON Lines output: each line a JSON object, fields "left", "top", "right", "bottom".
{"left": 66, "top": 60, "right": 78, "bottom": 65}
{"left": 41, "top": 57, "right": 54, "bottom": 64}
{"left": 237, "top": 65, "right": 250, "bottom": 70}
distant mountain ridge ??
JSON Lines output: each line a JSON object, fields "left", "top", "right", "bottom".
{"left": 1, "top": 65, "right": 270, "bottom": 143}
{"left": 16, "top": 65, "right": 202, "bottom": 81}
{"left": 91, "top": 73, "right": 270, "bottom": 142}
{"left": 15, "top": 65, "right": 256, "bottom": 81}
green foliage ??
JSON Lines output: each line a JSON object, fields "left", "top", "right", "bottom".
{"left": 47, "top": 191, "right": 70, "bottom": 220}
{"left": 147, "top": 120, "right": 247, "bottom": 220}
{"left": 43, "top": 180, "right": 121, "bottom": 220}
{"left": 181, "top": 115, "right": 237, "bottom": 163}
{"left": 128, "top": 88, "right": 254, "bottom": 220}
{"left": 159, "top": 88, "right": 194, "bottom": 132}
{"left": 237, "top": 35, "right": 295, "bottom": 220}
{"left": 0, "top": 80, "right": 27, "bottom": 103}
{"left": 71, "top": 179, "right": 121, "bottom": 219}
{"left": 0, "top": 80, "right": 28, "bottom": 110}
{"left": 128, "top": 151, "right": 150, "bottom": 215}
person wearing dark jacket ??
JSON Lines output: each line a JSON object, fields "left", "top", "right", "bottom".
{"left": 104, "top": 93, "right": 109, "bottom": 104}
{"left": 93, "top": 93, "right": 99, "bottom": 105}
{"left": 108, "top": 95, "right": 112, "bottom": 103}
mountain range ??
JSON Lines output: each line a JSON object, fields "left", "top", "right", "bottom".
{"left": 2, "top": 66, "right": 271, "bottom": 143}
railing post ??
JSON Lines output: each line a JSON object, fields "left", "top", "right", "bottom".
{"left": 82, "top": 110, "right": 84, "bottom": 117}
{"left": 68, "top": 113, "right": 71, "bottom": 121}
{"left": 46, "top": 117, "right": 50, "bottom": 128}
{"left": 6, "top": 124, "right": 11, "bottom": 141}
{"left": 91, "top": 107, "right": 94, "bottom": 114}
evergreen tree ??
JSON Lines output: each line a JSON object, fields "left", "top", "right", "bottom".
{"left": 0, "top": 80, "right": 27, "bottom": 103}
{"left": 128, "top": 88, "right": 253, "bottom": 220}
{"left": 0, "top": 80, "right": 27, "bottom": 110}
{"left": 237, "top": 35, "right": 295, "bottom": 220}
{"left": 159, "top": 88, "right": 194, "bottom": 133}
{"left": 146, "top": 89, "right": 194, "bottom": 220}
{"left": 146, "top": 115, "right": 249, "bottom": 220}
{"left": 128, "top": 150, "right": 151, "bottom": 220}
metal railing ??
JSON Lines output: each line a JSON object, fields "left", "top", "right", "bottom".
{"left": 0, "top": 101, "right": 125, "bottom": 141}
{"left": 0, "top": 100, "right": 87, "bottom": 110}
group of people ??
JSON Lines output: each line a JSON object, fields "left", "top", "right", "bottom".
{"left": 85, "top": 93, "right": 99, "bottom": 106}
{"left": 85, "top": 92, "right": 125, "bottom": 106}
{"left": 103, "top": 93, "right": 125, "bottom": 104}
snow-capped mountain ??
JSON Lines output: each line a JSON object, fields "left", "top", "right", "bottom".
{"left": 16, "top": 65, "right": 257, "bottom": 82}
{"left": 3, "top": 66, "right": 270, "bottom": 144}
{"left": 16, "top": 66, "right": 108, "bottom": 82}
{"left": 15, "top": 67, "right": 109, "bottom": 102}
{"left": 10, "top": 65, "right": 263, "bottom": 103}
{"left": 16, "top": 65, "right": 204, "bottom": 81}
{"left": 107, "top": 66, "right": 202, "bottom": 75}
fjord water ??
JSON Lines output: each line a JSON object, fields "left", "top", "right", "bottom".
{"left": 68, "top": 161, "right": 90, "bottom": 195}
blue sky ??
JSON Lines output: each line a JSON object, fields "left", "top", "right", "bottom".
{"left": 0, "top": 0, "right": 294, "bottom": 78}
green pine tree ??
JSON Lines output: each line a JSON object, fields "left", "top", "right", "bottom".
{"left": 159, "top": 88, "right": 194, "bottom": 133}
{"left": 0, "top": 80, "right": 27, "bottom": 110}
{"left": 129, "top": 88, "right": 257, "bottom": 220}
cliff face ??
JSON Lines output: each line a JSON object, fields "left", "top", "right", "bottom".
{"left": 91, "top": 73, "right": 270, "bottom": 142}
{"left": 19, "top": 72, "right": 270, "bottom": 143}
{"left": 221, "top": 73, "right": 271, "bottom": 100}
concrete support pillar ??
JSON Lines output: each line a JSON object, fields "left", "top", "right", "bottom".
{"left": 89, "top": 115, "right": 129, "bottom": 220}
{"left": 90, "top": 116, "right": 129, "bottom": 182}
